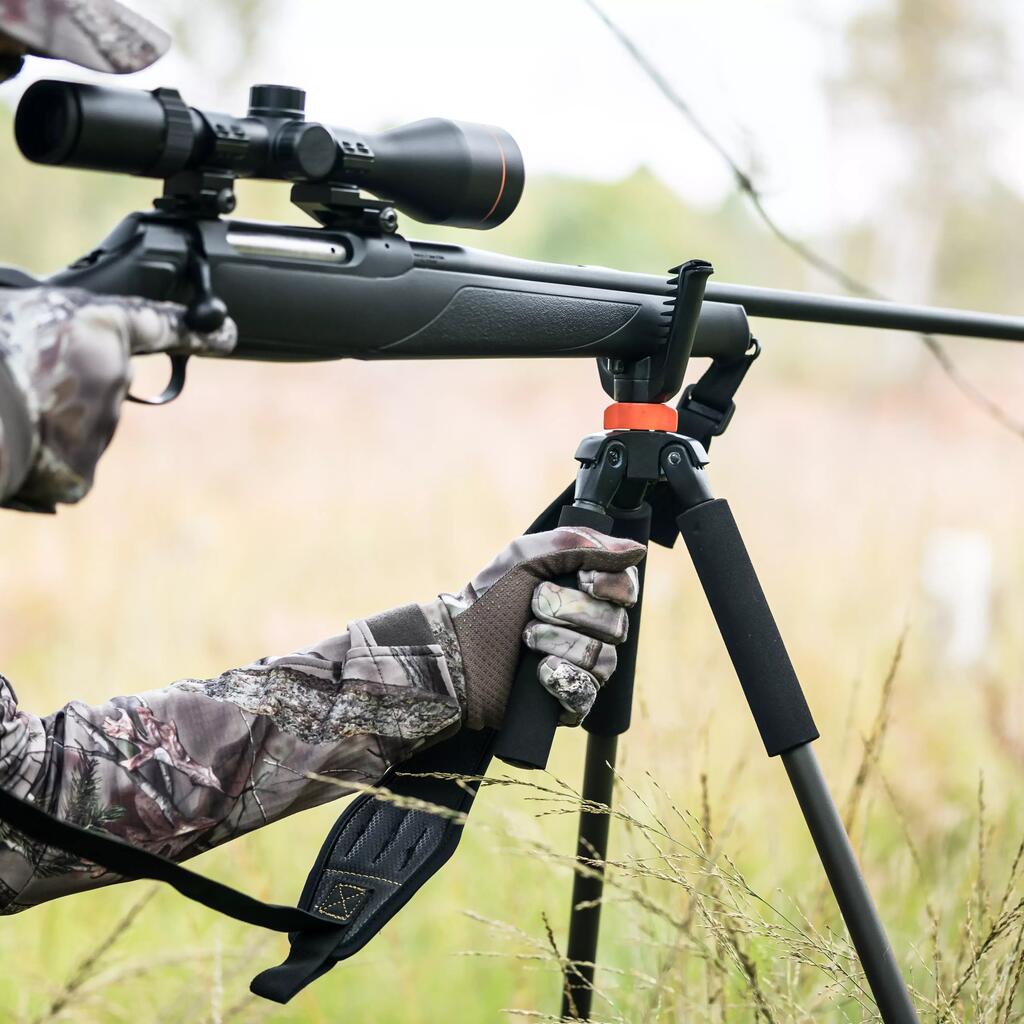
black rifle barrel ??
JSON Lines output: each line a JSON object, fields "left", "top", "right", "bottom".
{"left": 707, "top": 282, "right": 1024, "bottom": 343}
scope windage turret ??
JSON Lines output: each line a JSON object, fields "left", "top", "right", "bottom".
{"left": 14, "top": 79, "right": 524, "bottom": 228}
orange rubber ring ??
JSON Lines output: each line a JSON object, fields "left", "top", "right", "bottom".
{"left": 603, "top": 403, "right": 677, "bottom": 431}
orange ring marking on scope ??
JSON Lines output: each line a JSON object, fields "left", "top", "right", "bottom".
{"left": 604, "top": 403, "right": 677, "bottom": 431}
{"left": 481, "top": 132, "right": 507, "bottom": 223}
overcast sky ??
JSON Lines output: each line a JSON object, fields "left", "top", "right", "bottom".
{"left": 4, "top": 0, "right": 1023, "bottom": 235}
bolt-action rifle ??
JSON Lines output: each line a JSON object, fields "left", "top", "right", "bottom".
{"left": 7, "top": 79, "right": 1024, "bottom": 405}
{"left": 3, "top": 79, "right": 1024, "bottom": 1021}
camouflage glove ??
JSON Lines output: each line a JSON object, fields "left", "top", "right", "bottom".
{"left": 351, "top": 527, "right": 646, "bottom": 731}
{"left": 0, "top": 0, "right": 170, "bottom": 77}
{"left": 0, "top": 288, "right": 236, "bottom": 510}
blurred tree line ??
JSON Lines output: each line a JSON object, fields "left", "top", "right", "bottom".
{"left": 832, "top": 0, "right": 1023, "bottom": 314}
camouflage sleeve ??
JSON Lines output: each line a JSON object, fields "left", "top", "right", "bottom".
{"left": 0, "top": 349, "right": 34, "bottom": 503}
{"left": 0, "top": 624, "right": 461, "bottom": 913}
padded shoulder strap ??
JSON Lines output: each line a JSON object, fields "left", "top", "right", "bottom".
{"left": 250, "top": 725, "right": 495, "bottom": 1001}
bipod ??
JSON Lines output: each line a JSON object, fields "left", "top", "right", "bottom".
{"left": 499, "top": 406, "right": 920, "bottom": 1022}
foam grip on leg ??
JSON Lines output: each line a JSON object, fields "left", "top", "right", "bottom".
{"left": 583, "top": 503, "right": 652, "bottom": 736}
{"left": 677, "top": 499, "right": 819, "bottom": 756}
{"left": 493, "top": 638, "right": 565, "bottom": 769}
{"left": 495, "top": 506, "right": 614, "bottom": 770}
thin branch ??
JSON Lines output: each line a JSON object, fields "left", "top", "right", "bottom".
{"left": 584, "top": 0, "right": 1024, "bottom": 440}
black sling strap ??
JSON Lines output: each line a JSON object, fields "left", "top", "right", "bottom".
{"left": 0, "top": 785, "right": 332, "bottom": 933}
{"left": 251, "top": 725, "right": 495, "bottom": 1000}
{"left": 676, "top": 339, "right": 761, "bottom": 448}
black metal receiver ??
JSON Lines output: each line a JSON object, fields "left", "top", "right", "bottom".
{"left": 6, "top": 79, "right": 1024, "bottom": 1018}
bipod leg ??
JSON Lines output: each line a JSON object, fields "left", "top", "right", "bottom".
{"left": 661, "top": 438, "right": 919, "bottom": 1023}
{"left": 561, "top": 732, "right": 618, "bottom": 1019}
{"left": 782, "top": 744, "right": 916, "bottom": 1016}
{"left": 562, "top": 503, "right": 652, "bottom": 1020}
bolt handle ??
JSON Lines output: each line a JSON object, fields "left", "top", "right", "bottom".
{"left": 495, "top": 504, "right": 614, "bottom": 770}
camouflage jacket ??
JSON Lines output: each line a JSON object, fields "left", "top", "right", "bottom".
{"left": 0, "top": 620, "right": 462, "bottom": 912}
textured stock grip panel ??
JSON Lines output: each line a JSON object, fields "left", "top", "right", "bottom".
{"left": 391, "top": 287, "right": 641, "bottom": 357}
{"left": 677, "top": 499, "right": 819, "bottom": 756}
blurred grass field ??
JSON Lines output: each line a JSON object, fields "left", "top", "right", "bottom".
{"left": 0, "top": 112, "right": 1023, "bottom": 1021}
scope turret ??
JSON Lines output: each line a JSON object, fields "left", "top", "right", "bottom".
{"left": 14, "top": 79, "right": 523, "bottom": 229}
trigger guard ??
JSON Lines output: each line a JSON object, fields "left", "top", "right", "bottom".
{"left": 127, "top": 354, "right": 189, "bottom": 406}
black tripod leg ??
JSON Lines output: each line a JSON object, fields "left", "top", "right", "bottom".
{"left": 562, "top": 732, "right": 618, "bottom": 1019}
{"left": 562, "top": 505, "right": 652, "bottom": 1021}
{"left": 782, "top": 744, "right": 916, "bottom": 1016}
{"left": 671, "top": 483, "right": 918, "bottom": 1023}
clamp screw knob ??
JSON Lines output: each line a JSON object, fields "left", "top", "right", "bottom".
{"left": 379, "top": 207, "right": 399, "bottom": 234}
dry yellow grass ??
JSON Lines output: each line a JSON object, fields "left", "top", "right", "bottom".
{"left": 0, "top": 339, "right": 1021, "bottom": 1020}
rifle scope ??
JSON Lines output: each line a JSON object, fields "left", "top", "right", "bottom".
{"left": 15, "top": 80, "right": 523, "bottom": 229}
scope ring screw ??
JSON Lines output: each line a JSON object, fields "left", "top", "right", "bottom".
{"left": 606, "top": 446, "right": 624, "bottom": 468}
{"left": 217, "top": 189, "right": 237, "bottom": 214}
{"left": 666, "top": 450, "right": 683, "bottom": 466}
{"left": 379, "top": 207, "right": 399, "bottom": 234}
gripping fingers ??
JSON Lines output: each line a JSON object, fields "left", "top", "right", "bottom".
{"left": 538, "top": 656, "right": 600, "bottom": 726}
{"left": 532, "top": 581, "right": 629, "bottom": 644}
{"left": 77, "top": 297, "right": 237, "bottom": 357}
{"left": 523, "top": 622, "right": 617, "bottom": 683}
{"left": 177, "top": 316, "right": 238, "bottom": 357}
{"left": 578, "top": 564, "right": 640, "bottom": 607}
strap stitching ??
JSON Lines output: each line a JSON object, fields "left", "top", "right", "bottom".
{"left": 313, "top": 867, "right": 401, "bottom": 920}
{"left": 317, "top": 882, "right": 367, "bottom": 922}
{"left": 320, "top": 866, "right": 401, "bottom": 888}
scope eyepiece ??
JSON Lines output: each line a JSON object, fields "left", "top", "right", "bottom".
{"left": 14, "top": 79, "right": 524, "bottom": 229}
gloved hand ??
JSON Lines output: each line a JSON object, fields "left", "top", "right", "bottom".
{"left": 0, "top": 287, "right": 236, "bottom": 510}
{"left": 348, "top": 527, "right": 646, "bottom": 731}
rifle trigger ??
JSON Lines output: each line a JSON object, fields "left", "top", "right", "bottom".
{"left": 127, "top": 353, "right": 189, "bottom": 406}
